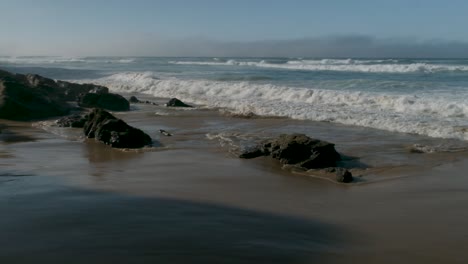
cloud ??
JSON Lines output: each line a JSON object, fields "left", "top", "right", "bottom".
{"left": 2, "top": 34, "right": 468, "bottom": 58}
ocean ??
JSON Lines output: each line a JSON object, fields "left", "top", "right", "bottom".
{"left": 2, "top": 56, "right": 468, "bottom": 140}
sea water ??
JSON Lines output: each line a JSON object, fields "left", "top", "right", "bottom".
{"left": 2, "top": 56, "right": 468, "bottom": 140}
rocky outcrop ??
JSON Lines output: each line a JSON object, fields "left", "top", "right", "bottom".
{"left": 0, "top": 77, "right": 70, "bottom": 120}
{"left": 57, "top": 81, "right": 109, "bottom": 101}
{"left": 9, "top": 71, "right": 109, "bottom": 102}
{"left": 55, "top": 114, "right": 87, "bottom": 128}
{"left": 83, "top": 108, "right": 152, "bottom": 148}
{"left": 166, "top": 98, "right": 192, "bottom": 107}
{"left": 240, "top": 134, "right": 353, "bottom": 182}
{"left": 78, "top": 93, "right": 130, "bottom": 111}
{"left": 0, "top": 68, "right": 120, "bottom": 120}
{"left": 240, "top": 134, "right": 340, "bottom": 169}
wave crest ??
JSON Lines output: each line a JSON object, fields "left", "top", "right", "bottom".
{"left": 169, "top": 59, "right": 468, "bottom": 73}
{"left": 88, "top": 72, "right": 468, "bottom": 140}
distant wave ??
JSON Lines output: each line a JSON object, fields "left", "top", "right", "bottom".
{"left": 85, "top": 72, "right": 468, "bottom": 140}
{"left": 0, "top": 56, "right": 136, "bottom": 64}
{"left": 169, "top": 59, "right": 468, "bottom": 73}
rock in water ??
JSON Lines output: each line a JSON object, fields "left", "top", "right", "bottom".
{"left": 78, "top": 93, "right": 130, "bottom": 111}
{"left": 83, "top": 108, "right": 152, "bottom": 148}
{"left": 335, "top": 168, "right": 353, "bottom": 183}
{"left": 129, "top": 96, "right": 140, "bottom": 103}
{"left": 56, "top": 114, "right": 87, "bottom": 128}
{"left": 159, "top": 129, "right": 172, "bottom": 136}
{"left": 166, "top": 98, "right": 192, "bottom": 107}
{"left": 240, "top": 134, "right": 341, "bottom": 169}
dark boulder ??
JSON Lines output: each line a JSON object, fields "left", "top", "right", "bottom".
{"left": 23, "top": 74, "right": 62, "bottom": 96}
{"left": 129, "top": 96, "right": 140, "bottom": 103}
{"left": 166, "top": 98, "right": 192, "bottom": 107}
{"left": 8, "top": 70, "right": 109, "bottom": 102}
{"left": 55, "top": 114, "right": 87, "bottom": 128}
{"left": 335, "top": 168, "right": 353, "bottom": 183}
{"left": 129, "top": 96, "right": 157, "bottom": 105}
{"left": 78, "top": 93, "right": 130, "bottom": 111}
{"left": 240, "top": 134, "right": 341, "bottom": 169}
{"left": 83, "top": 108, "right": 152, "bottom": 148}
{"left": 57, "top": 81, "right": 109, "bottom": 101}
{"left": 0, "top": 79, "right": 70, "bottom": 120}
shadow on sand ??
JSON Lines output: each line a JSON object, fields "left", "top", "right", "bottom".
{"left": 0, "top": 186, "right": 349, "bottom": 264}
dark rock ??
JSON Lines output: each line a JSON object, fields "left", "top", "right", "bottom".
{"left": 335, "top": 168, "right": 353, "bottom": 183}
{"left": 6, "top": 70, "right": 109, "bottom": 102}
{"left": 23, "top": 74, "right": 62, "bottom": 96}
{"left": 84, "top": 108, "right": 152, "bottom": 148}
{"left": 128, "top": 96, "right": 158, "bottom": 105}
{"left": 0, "top": 79, "right": 70, "bottom": 120}
{"left": 56, "top": 114, "right": 87, "bottom": 128}
{"left": 166, "top": 98, "right": 192, "bottom": 107}
{"left": 0, "top": 68, "right": 123, "bottom": 120}
{"left": 78, "top": 93, "right": 130, "bottom": 111}
{"left": 240, "top": 134, "right": 341, "bottom": 170}
{"left": 239, "top": 147, "right": 265, "bottom": 159}
{"left": 0, "top": 69, "right": 14, "bottom": 79}
{"left": 159, "top": 129, "right": 172, "bottom": 136}
{"left": 56, "top": 81, "right": 109, "bottom": 101}
{"left": 7, "top": 68, "right": 111, "bottom": 103}
{"left": 129, "top": 96, "right": 140, "bottom": 103}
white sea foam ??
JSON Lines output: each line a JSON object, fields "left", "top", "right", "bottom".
{"left": 169, "top": 59, "right": 468, "bottom": 73}
{"left": 86, "top": 72, "right": 468, "bottom": 140}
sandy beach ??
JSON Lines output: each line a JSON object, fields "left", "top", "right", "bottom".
{"left": 2, "top": 92, "right": 468, "bottom": 263}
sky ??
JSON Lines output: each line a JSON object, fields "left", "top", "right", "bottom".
{"left": 1, "top": 0, "right": 468, "bottom": 57}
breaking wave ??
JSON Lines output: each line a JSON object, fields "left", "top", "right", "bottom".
{"left": 87, "top": 72, "right": 468, "bottom": 140}
{"left": 169, "top": 59, "right": 468, "bottom": 73}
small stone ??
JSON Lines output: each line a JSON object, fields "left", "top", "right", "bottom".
{"left": 129, "top": 96, "right": 140, "bottom": 103}
{"left": 166, "top": 98, "right": 192, "bottom": 107}
{"left": 335, "top": 168, "right": 353, "bottom": 183}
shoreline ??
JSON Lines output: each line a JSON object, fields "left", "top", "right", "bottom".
{"left": 3, "top": 90, "right": 468, "bottom": 184}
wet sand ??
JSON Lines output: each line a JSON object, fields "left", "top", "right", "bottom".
{"left": 2, "top": 96, "right": 468, "bottom": 263}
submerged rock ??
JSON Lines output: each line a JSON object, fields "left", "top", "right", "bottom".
{"left": 335, "top": 168, "right": 353, "bottom": 183}
{"left": 240, "top": 134, "right": 340, "bottom": 169}
{"left": 159, "top": 129, "right": 172, "bottom": 136}
{"left": 166, "top": 98, "right": 192, "bottom": 107}
{"left": 78, "top": 93, "right": 130, "bottom": 111}
{"left": 128, "top": 95, "right": 157, "bottom": 105}
{"left": 56, "top": 114, "right": 87, "bottom": 128}
{"left": 83, "top": 108, "right": 152, "bottom": 148}
{"left": 129, "top": 96, "right": 140, "bottom": 103}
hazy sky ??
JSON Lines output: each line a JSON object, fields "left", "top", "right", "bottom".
{"left": 1, "top": 0, "right": 468, "bottom": 57}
